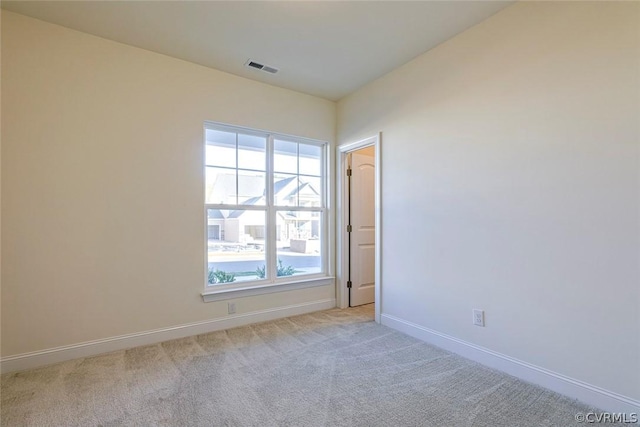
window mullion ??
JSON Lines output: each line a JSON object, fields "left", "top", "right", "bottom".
{"left": 266, "top": 135, "right": 276, "bottom": 282}
{"left": 322, "top": 144, "right": 327, "bottom": 210}
{"left": 235, "top": 133, "right": 239, "bottom": 205}
{"left": 296, "top": 143, "right": 300, "bottom": 207}
{"left": 323, "top": 144, "right": 329, "bottom": 274}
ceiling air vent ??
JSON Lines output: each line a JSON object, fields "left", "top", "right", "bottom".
{"left": 245, "top": 59, "right": 279, "bottom": 74}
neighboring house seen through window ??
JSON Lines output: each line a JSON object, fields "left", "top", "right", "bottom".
{"left": 204, "top": 123, "right": 328, "bottom": 291}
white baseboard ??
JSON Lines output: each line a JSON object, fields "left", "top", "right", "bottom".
{"left": 381, "top": 313, "right": 640, "bottom": 416}
{"left": 1, "top": 298, "right": 336, "bottom": 374}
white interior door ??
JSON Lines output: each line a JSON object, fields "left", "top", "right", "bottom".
{"left": 349, "top": 150, "right": 375, "bottom": 307}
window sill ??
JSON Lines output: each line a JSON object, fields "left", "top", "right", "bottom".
{"left": 201, "top": 276, "right": 335, "bottom": 303}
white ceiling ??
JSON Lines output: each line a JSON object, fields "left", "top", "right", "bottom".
{"left": 2, "top": 1, "right": 513, "bottom": 101}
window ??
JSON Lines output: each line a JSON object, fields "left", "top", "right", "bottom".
{"left": 204, "top": 123, "right": 328, "bottom": 295}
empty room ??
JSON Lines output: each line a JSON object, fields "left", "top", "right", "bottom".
{"left": 1, "top": 1, "right": 639, "bottom": 426}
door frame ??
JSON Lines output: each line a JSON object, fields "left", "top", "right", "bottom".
{"left": 336, "top": 133, "right": 382, "bottom": 323}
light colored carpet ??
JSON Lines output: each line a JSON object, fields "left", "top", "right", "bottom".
{"left": 1, "top": 305, "right": 603, "bottom": 426}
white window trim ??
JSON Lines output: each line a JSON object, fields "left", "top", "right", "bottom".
{"left": 202, "top": 276, "right": 335, "bottom": 302}
{"left": 201, "top": 121, "right": 332, "bottom": 302}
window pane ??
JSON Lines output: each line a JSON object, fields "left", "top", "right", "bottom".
{"left": 207, "top": 209, "right": 267, "bottom": 284}
{"left": 205, "top": 130, "right": 236, "bottom": 168}
{"left": 274, "top": 173, "right": 298, "bottom": 207}
{"left": 206, "top": 167, "right": 236, "bottom": 205}
{"left": 299, "top": 176, "right": 322, "bottom": 207}
{"left": 238, "top": 134, "right": 266, "bottom": 171}
{"left": 274, "top": 140, "right": 298, "bottom": 174}
{"left": 299, "top": 144, "right": 322, "bottom": 176}
{"left": 276, "top": 210, "right": 322, "bottom": 277}
{"left": 238, "top": 170, "right": 265, "bottom": 205}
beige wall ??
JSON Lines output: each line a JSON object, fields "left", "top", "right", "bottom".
{"left": 338, "top": 2, "right": 639, "bottom": 400}
{"left": 1, "top": 11, "right": 335, "bottom": 357}
{"left": 355, "top": 146, "right": 375, "bottom": 158}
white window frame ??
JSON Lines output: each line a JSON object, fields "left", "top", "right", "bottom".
{"left": 202, "top": 122, "right": 333, "bottom": 302}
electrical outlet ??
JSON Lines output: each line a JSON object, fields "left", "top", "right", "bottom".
{"left": 473, "top": 309, "right": 485, "bottom": 327}
{"left": 228, "top": 302, "right": 236, "bottom": 314}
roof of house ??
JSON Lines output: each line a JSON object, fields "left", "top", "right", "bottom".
{"left": 208, "top": 176, "right": 319, "bottom": 220}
